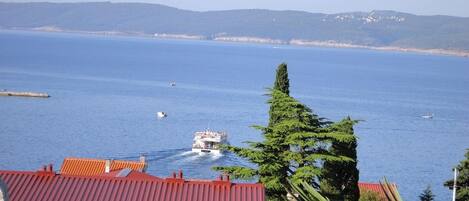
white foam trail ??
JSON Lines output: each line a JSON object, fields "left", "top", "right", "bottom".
{"left": 179, "top": 151, "right": 195, "bottom": 156}
{"left": 157, "top": 150, "right": 194, "bottom": 161}
{"left": 210, "top": 153, "right": 223, "bottom": 160}
{"left": 181, "top": 153, "right": 202, "bottom": 162}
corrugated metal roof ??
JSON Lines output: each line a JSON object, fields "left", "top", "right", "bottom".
{"left": 0, "top": 169, "right": 265, "bottom": 201}
{"left": 358, "top": 182, "right": 397, "bottom": 200}
{"left": 60, "top": 157, "right": 146, "bottom": 176}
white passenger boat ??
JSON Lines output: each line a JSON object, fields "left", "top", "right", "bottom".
{"left": 192, "top": 130, "right": 228, "bottom": 154}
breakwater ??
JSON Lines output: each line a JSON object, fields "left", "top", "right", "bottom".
{"left": 0, "top": 91, "right": 50, "bottom": 98}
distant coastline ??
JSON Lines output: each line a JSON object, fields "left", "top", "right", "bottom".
{"left": 3, "top": 2, "right": 469, "bottom": 58}
{"left": 5, "top": 27, "right": 469, "bottom": 58}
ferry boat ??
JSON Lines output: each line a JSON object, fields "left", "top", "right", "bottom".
{"left": 192, "top": 130, "right": 228, "bottom": 154}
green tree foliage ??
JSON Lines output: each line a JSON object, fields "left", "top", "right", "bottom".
{"left": 444, "top": 149, "right": 469, "bottom": 201}
{"left": 320, "top": 117, "right": 360, "bottom": 201}
{"left": 269, "top": 62, "right": 291, "bottom": 127}
{"left": 419, "top": 186, "right": 435, "bottom": 201}
{"left": 358, "top": 191, "right": 383, "bottom": 201}
{"left": 214, "top": 64, "right": 356, "bottom": 201}
{"left": 273, "top": 63, "right": 289, "bottom": 96}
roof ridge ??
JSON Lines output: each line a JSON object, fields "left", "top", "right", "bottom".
{"left": 64, "top": 157, "right": 107, "bottom": 162}
{"left": 63, "top": 157, "right": 144, "bottom": 164}
{"left": 112, "top": 159, "right": 144, "bottom": 164}
{"left": 58, "top": 173, "right": 160, "bottom": 181}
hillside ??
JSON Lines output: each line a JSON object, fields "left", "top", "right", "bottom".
{"left": 1, "top": 2, "right": 469, "bottom": 54}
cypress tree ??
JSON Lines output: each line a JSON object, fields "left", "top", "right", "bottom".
{"left": 269, "top": 63, "right": 290, "bottom": 127}
{"left": 444, "top": 149, "right": 469, "bottom": 201}
{"left": 214, "top": 90, "right": 354, "bottom": 200}
{"left": 419, "top": 186, "right": 435, "bottom": 201}
{"left": 214, "top": 63, "right": 355, "bottom": 201}
{"left": 273, "top": 63, "right": 289, "bottom": 96}
{"left": 320, "top": 117, "right": 360, "bottom": 201}
{"left": 264, "top": 62, "right": 292, "bottom": 200}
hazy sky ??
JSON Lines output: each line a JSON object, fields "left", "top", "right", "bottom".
{"left": 5, "top": 0, "right": 469, "bottom": 17}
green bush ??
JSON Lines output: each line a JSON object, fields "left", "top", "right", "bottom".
{"left": 359, "top": 190, "right": 384, "bottom": 201}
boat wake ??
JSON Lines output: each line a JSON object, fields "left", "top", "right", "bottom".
{"left": 108, "top": 148, "right": 253, "bottom": 180}
{"left": 178, "top": 151, "right": 196, "bottom": 156}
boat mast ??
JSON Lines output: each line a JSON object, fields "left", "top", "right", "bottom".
{"left": 452, "top": 168, "right": 458, "bottom": 201}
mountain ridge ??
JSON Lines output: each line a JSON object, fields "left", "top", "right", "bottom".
{"left": 1, "top": 2, "right": 469, "bottom": 56}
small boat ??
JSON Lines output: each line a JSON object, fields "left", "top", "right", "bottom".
{"left": 421, "top": 113, "right": 433, "bottom": 119}
{"left": 170, "top": 82, "right": 176, "bottom": 87}
{"left": 157, "top": 112, "right": 167, "bottom": 118}
{"left": 192, "top": 130, "right": 228, "bottom": 154}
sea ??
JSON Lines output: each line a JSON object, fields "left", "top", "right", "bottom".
{"left": 1, "top": 30, "right": 468, "bottom": 200}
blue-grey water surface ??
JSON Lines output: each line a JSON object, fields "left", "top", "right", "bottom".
{"left": 1, "top": 30, "right": 468, "bottom": 200}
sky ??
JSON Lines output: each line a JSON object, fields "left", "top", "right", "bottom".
{"left": 4, "top": 0, "right": 469, "bottom": 17}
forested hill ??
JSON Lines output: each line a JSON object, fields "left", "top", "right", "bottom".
{"left": 1, "top": 2, "right": 469, "bottom": 52}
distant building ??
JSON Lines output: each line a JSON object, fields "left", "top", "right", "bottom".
{"left": 0, "top": 163, "right": 265, "bottom": 201}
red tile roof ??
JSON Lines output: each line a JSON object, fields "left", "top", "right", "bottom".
{"left": 60, "top": 157, "right": 146, "bottom": 176}
{"left": 358, "top": 182, "right": 398, "bottom": 200}
{"left": 0, "top": 167, "right": 265, "bottom": 201}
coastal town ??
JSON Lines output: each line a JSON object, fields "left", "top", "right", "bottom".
{"left": 1, "top": 1, "right": 469, "bottom": 201}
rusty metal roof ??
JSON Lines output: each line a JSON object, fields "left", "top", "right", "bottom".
{"left": 0, "top": 167, "right": 265, "bottom": 201}
{"left": 60, "top": 157, "right": 146, "bottom": 176}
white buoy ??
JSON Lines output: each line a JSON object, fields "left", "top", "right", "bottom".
{"left": 157, "top": 112, "right": 167, "bottom": 118}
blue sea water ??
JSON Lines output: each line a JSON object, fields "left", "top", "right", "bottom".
{"left": 1, "top": 30, "right": 469, "bottom": 200}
